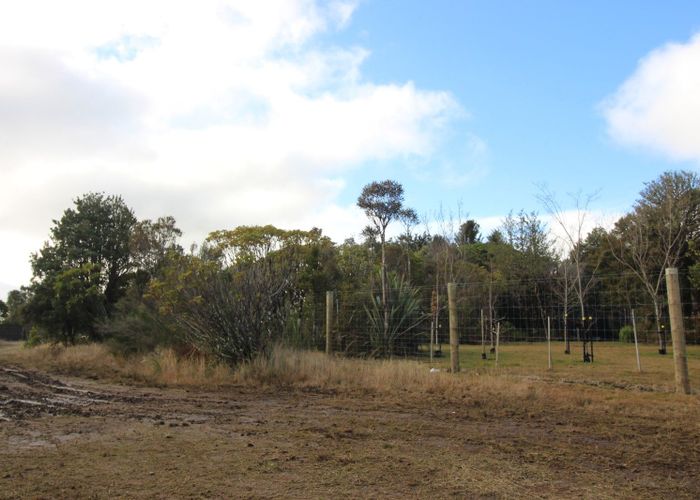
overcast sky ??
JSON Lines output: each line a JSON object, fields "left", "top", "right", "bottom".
{"left": 2, "top": 0, "right": 700, "bottom": 297}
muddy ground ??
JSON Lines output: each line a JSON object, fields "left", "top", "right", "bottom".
{"left": 1, "top": 363, "right": 700, "bottom": 498}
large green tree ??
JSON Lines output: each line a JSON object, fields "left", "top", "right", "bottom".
{"left": 27, "top": 193, "right": 136, "bottom": 342}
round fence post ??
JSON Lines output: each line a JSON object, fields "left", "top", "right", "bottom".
{"left": 325, "top": 291, "right": 334, "bottom": 355}
{"left": 665, "top": 268, "right": 691, "bottom": 394}
{"left": 495, "top": 322, "right": 500, "bottom": 368}
{"left": 447, "top": 283, "right": 459, "bottom": 373}
{"left": 547, "top": 316, "right": 552, "bottom": 370}
{"left": 631, "top": 309, "right": 642, "bottom": 373}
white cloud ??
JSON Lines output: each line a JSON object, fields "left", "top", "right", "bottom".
{"left": 476, "top": 209, "right": 616, "bottom": 257}
{"left": 602, "top": 32, "right": 700, "bottom": 163}
{"left": 0, "top": 47, "right": 148, "bottom": 168}
{"left": 0, "top": 229, "right": 44, "bottom": 292}
{"left": 542, "top": 210, "right": 615, "bottom": 257}
{"left": 0, "top": 0, "right": 461, "bottom": 287}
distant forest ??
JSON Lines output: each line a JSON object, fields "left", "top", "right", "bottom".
{"left": 2, "top": 170, "right": 699, "bottom": 364}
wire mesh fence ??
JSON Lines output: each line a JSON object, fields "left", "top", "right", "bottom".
{"left": 283, "top": 270, "right": 700, "bottom": 359}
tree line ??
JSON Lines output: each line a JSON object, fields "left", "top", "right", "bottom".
{"left": 1, "top": 171, "right": 699, "bottom": 364}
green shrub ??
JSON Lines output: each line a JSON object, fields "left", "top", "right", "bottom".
{"left": 24, "top": 326, "right": 45, "bottom": 348}
{"left": 99, "top": 298, "right": 180, "bottom": 357}
{"left": 619, "top": 325, "right": 634, "bottom": 343}
{"left": 364, "top": 272, "right": 424, "bottom": 357}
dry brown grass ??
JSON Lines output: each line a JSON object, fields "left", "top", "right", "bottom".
{"left": 0, "top": 342, "right": 140, "bottom": 378}
{"left": 0, "top": 341, "right": 234, "bottom": 387}
{"left": 1, "top": 341, "right": 546, "bottom": 405}
{"left": 233, "top": 346, "right": 548, "bottom": 401}
{"left": 2, "top": 340, "right": 699, "bottom": 401}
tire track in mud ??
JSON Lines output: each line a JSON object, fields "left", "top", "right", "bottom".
{"left": 0, "top": 366, "right": 241, "bottom": 425}
{"left": 0, "top": 366, "right": 147, "bottom": 421}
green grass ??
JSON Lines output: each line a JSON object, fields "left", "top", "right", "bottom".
{"left": 420, "top": 341, "right": 700, "bottom": 391}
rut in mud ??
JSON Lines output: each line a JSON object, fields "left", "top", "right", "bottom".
{"left": 0, "top": 366, "right": 146, "bottom": 421}
{"left": 0, "top": 365, "right": 259, "bottom": 427}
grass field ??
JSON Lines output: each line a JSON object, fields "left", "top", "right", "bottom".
{"left": 2, "top": 340, "right": 700, "bottom": 498}
{"left": 423, "top": 341, "right": 700, "bottom": 392}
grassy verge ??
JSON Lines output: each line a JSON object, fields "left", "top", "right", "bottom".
{"left": 0, "top": 341, "right": 552, "bottom": 405}
{"left": 1, "top": 340, "right": 698, "bottom": 397}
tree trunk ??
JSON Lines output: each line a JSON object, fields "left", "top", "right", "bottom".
{"left": 653, "top": 298, "right": 667, "bottom": 354}
{"left": 578, "top": 292, "right": 590, "bottom": 362}
{"left": 434, "top": 275, "right": 440, "bottom": 352}
{"left": 563, "top": 276, "right": 570, "bottom": 354}
{"left": 381, "top": 238, "right": 389, "bottom": 354}
{"left": 406, "top": 250, "right": 411, "bottom": 283}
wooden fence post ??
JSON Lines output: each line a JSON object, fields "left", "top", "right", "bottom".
{"left": 631, "top": 309, "right": 642, "bottom": 373}
{"left": 480, "top": 309, "right": 486, "bottom": 360}
{"left": 447, "top": 283, "right": 459, "bottom": 373}
{"left": 325, "top": 291, "right": 334, "bottom": 355}
{"left": 429, "top": 320, "right": 434, "bottom": 363}
{"left": 547, "top": 316, "right": 552, "bottom": 370}
{"left": 665, "top": 268, "right": 691, "bottom": 394}
{"left": 495, "top": 322, "right": 500, "bottom": 368}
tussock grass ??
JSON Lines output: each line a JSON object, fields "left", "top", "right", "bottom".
{"left": 0, "top": 342, "right": 234, "bottom": 387}
{"left": 232, "top": 346, "right": 537, "bottom": 398}
{"left": 147, "top": 348, "right": 233, "bottom": 386}
{"left": 235, "top": 346, "right": 459, "bottom": 390}
{"left": 4, "top": 343, "right": 141, "bottom": 379}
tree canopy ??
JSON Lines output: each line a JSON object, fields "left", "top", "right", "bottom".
{"left": 11, "top": 170, "right": 700, "bottom": 362}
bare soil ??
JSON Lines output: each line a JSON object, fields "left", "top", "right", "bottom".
{"left": 2, "top": 358, "right": 700, "bottom": 498}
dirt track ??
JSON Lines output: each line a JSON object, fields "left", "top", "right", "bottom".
{"left": 0, "top": 365, "right": 247, "bottom": 424}
{"left": 2, "top": 364, "right": 700, "bottom": 498}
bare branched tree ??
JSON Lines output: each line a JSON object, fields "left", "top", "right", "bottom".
{"left": 538, "top": 187, "right": 601, "bottom": 361}
{"left": 551, "top": 259, "right": 576, "bottom": 353}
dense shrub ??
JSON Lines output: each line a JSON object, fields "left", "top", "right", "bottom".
{"left": 99, "top": 296, "right": 182, "bottom": 356}
{"left": 148, "top": 255, "right": 301, "bottom": 366}
{"left": 619, "top": 325, "right": 634, "bottom": 343}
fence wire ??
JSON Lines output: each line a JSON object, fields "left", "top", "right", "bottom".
{"left": 288, "top": 271, "right": 700, "bottom": 357}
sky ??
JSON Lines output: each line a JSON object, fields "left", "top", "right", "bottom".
{"left": 2, "top": 0, "right": 700, "bottom": 297}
